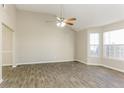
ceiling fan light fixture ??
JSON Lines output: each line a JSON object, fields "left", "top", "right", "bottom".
{"left": 57, "top": 22, "right": 60, "bottom": 26}
{"left": 56, "top": 22, "right": 65, "bottom": 27}
{"left": 46, "top": 5, "right": 76, "bottom": 27}
{"left": 61, "top": 22, "right": 66, "bottom": 27}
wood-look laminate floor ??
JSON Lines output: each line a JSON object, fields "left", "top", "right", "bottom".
{"left": 1, "top": 61, "right": 124, "bottom": 88}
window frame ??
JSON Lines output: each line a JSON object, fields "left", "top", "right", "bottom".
{"left": 103, "top": 29, "right": 124, "bottom": 61}
{"left": 88, "top": 32, "right": 100, "bottom": 58}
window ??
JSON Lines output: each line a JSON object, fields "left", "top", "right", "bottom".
{"left": 104, "top": 29, "right": 124, "bottom": 60}
{"left": 89, "top": 33, "right": 99, "bottom": 57}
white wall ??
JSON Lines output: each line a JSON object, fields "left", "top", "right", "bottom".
{"left": 16, "top": 10, "right": 76, "bottom": 65}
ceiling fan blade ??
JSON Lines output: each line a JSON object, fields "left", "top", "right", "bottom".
{"left": 66, "top": 18, "right": 77, "bottom": 21}
{"left": 64, "top": 20, "right": 76, "bottom": 23}
{"left": 64, "top": 20, "right": 76, "bottom": 25}
{"left": 65, "top": 22, "right": 74, "bottom": 25}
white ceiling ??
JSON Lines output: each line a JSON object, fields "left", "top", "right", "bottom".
{"left": 16, "top": 4, "right": 124, "bottom": 31}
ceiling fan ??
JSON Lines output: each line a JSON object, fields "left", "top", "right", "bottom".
{"left": 46, "top": 5, "right": 77, "bottom": 27}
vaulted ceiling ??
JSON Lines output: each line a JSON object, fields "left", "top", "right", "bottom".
{"left": 16, "top": 4, "right": 124, "bottom": 31}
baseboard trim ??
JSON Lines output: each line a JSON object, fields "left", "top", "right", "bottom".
{"left": 2, "top": 64, "right": 12, "bottom": 66}
{"left": 87, "top": 63, "right": 101, "bottom": 66}
{"left": 12, "top": 65, "right": 17, "bottom": 68}
{"left": 0, "top": 79, "right": 3, "bottom": 84}
{"left": 76, "top": 59, "right": 124, "bottom": 73}
{"left": 8, "top": 59, "right": 124, "bottom": 73}
{"left": 101, "top": 64, "right": 124, "bottom": 73}
{"left": 2, "top": 64, "right": 17, "bottom": 68}
{"left": 76, "top": 60, "right": 100, "bottom": 66}
{"left": 17, "top": 60, "right": 75, "bottom": 66}
{"left": 75, "top": 59, "right": 87, "bottom": 65}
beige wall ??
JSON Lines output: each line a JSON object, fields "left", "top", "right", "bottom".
{"left": 16, "top": 10, "right": 76, "bottom": 65}
{"left": 75, "top": 30, "right": 87, "bottom": 63}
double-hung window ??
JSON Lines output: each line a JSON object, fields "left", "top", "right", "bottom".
{"left": 89, "top": 33, "right": 100, "bottom": 57}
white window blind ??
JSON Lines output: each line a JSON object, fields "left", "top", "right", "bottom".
{"left": 89, "top": 33, "right": 99, "bottom": 57}
{"left": 104, "top": 29, "right": 124, "bottom": 60}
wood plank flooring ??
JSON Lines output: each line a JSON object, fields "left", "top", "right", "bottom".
{"left": 1, "top": 61, "right": 124, "bottom": 88}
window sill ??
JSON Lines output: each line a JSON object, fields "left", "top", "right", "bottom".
{"left": 88, "top": 56, "right": 100, "bottom": 58}
{"left": 103, "top": 57, "right": 124, "bottom": 61}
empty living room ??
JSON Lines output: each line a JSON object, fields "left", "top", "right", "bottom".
{"left": 1, "top": 1, "right": 124, "bottom": 90}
